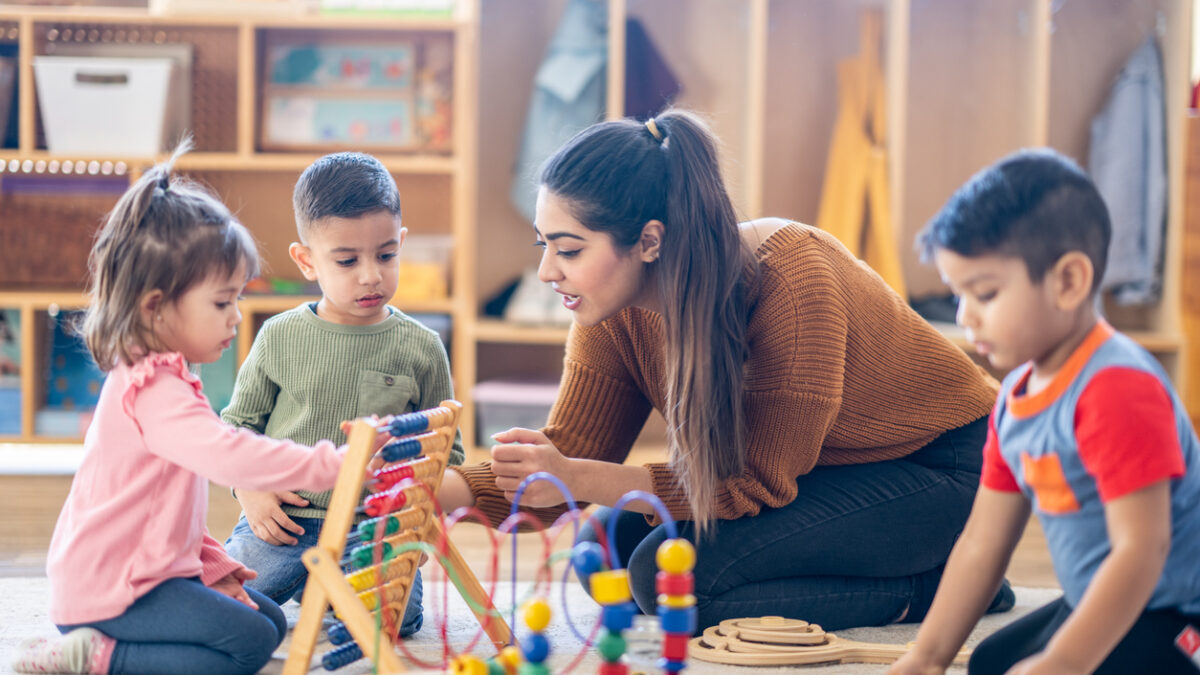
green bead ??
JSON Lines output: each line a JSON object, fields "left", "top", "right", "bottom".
{"left": 597, "top": 628, "right": 626, "bottom": 662}
{"left": 517, "top": 664, "right": 550, "bottom": 675}
{"left": 485, "top": 659, "right": 506, "bottom": 675}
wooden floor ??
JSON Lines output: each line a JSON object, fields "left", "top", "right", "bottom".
{"left": 0, "top": 465, "right": 1059, "bottom": 588}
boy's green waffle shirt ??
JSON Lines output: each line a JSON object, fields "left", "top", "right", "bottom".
{"left": 222, "top": 303, "right": 464, "bottom": 518}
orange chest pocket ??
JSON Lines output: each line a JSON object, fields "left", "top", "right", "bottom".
{"left": 1020, "top": 452, "right": 1080, "bottom": 514}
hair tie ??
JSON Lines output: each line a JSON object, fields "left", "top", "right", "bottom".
{"left": 157, "top": 173, "right": 170, "bottom": 194}
{"left": 645, "top": 118, "right": 664, "bottom": 143}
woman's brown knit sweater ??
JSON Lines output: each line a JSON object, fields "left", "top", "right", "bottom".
{"left": 456, "top": 223, "right": 998, "bottom": 525}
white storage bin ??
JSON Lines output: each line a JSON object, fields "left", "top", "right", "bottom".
{"left": 472, "top": 378, "right": 559, "bottom": 446}
{"left": 34, "top": 56, "right": 178, "bottom": 156}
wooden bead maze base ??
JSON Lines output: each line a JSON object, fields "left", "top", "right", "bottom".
{"left": 282, "top": 400, "right": 512, "bottom": 674}
{"left": 688, "top": 616, "right": 971, "bottom": 667}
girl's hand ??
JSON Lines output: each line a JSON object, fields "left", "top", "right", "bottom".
{"left": 490, "top": 428, "right": 574, "bottom": 507}
{"left": 887, "top": 652, "right": 944, "bottom": 675}
{"left": 211, "top": 569, "right": 258, "bottom": 609}
{"left": 237, "top": 490, "right": 309, "bottom": 546}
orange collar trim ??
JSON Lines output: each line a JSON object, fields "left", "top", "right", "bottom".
{"left": 1007, "top": 320, "right": 1114, "bottom": 418}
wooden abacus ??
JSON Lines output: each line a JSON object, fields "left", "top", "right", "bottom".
{"left": 282, "top": 400, "right": 512, "bottom": 674}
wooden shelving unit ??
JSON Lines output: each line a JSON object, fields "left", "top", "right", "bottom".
{"left": 471, "top": 0, "right": 1195, "bottom": 430}
{"left": 0, "top": 3, "right": 481, "bottom": 443}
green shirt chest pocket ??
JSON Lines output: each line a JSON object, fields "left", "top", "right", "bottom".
{"left": 357, "top": 370, "right": 419, "bottom": 418}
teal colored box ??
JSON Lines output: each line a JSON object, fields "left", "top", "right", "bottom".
{"left": 265, "top": 43, "right": 415, "bottom": 90}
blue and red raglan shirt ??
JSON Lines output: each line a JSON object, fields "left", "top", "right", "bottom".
{"left": 982, "top": 320, "right": 1200, "bottom": 613}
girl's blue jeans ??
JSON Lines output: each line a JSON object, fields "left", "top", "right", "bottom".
{"left": 58, "top": 576, "right": 286, "bottom": 675}
{"left": 577, "top": 416, "right": 988, "bottom": 632}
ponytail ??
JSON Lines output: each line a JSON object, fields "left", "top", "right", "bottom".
{"left": 540, "top": 110, "right": 755, "bottom": 532}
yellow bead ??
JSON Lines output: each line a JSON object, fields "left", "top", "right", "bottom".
{"left": 588, "top": 569, "right": 632, "bottom": 605}
{"left": 656, "top": 593, "right": 696, "bottom": 608}
{"left": 450, "top": 654, "right": 488, "bottom": 675}
{"left": 499, "top": 645, "right": 523, "bottom": 671}
{"left": 523, "top": 597, "right": 552, "bottom": 632}
{"left": 656, "top": 539, "right": 696, "bottom": 574}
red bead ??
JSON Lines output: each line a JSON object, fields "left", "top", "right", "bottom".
{"left": 655, "top": 571, "right": 693, "bottom": 596}
{"left": 662, "top": 633, "right": 690, "bottom": 661}
{"left": 598, "top": 663, "right": 628, "bottom": 675}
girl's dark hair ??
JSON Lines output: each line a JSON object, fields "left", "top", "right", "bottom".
{"left": 80, "top": 139, "right": 260, "bottom": 370}
{"left": 540, "top": 109, "right": 756, "bottom": 530}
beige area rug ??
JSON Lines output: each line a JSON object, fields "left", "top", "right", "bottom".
{"left": 0, "top": 577, "right": 1061, "bottom": 674}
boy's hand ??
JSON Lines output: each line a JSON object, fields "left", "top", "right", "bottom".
{"left": 210, "top": 568, "right": 259, "bottom": 609}
{"left": 237, "top": 489, "right": 309, "bottom": 546}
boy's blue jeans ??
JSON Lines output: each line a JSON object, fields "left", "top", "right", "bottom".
{"left": 58, "top": 577, "right": 286, "bottom": 675}
{"left": 224, "top": 515, "right": 424, "bottom": 637}
{"left": 577, "top": 416, "right": 988, "bottom": 633}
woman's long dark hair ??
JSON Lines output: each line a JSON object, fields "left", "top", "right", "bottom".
{"left": 540, "top": 110, "right": 756, "bottom": 530}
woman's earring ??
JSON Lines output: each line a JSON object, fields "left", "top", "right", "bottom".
{"left": 156, "top": 314, "right": 162, "bottom": 322}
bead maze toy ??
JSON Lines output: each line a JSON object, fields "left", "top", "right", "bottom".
{"left": 687, "top": 616, "right": 971, "bottom": 667}
{"left": 282, "top": 400, "right": 512, "bottom": 674}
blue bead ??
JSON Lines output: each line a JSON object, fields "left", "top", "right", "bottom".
{"left": 381, "top": 438, "right": 422, "bottom": 462}
{"left": 389, "top": 413, "right": 429, "bottom": 436}
{"left": 601, "top": 602, "right": 637, "bottom": 632}
{"left": 521, "top": 632, "right": 550, "bottom": 663}
{"left": 571, "top": 541, "right": 606, "bottom": 580}
{"left": 657, "top": 606, "right": 696, "bottom": 635}
{"left": 321, "top": 642, "right": 362, "bottom": 670}
{"left": 657, "top": 657, "right": 688, "bottom": 672}
{"left": 327, "top": 622, "right": 352, "bottom": 645}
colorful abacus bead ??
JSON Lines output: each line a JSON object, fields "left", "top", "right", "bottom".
{"left": 494, "top": 644, "right": 522, "bottom": 675}
{"left": 388, "top": 411, "right": 431, "bottom": 436}
{"left": 519, "top": 597, "right": 551, "bottom": 673}
{"left": 327, "top": 621, "right": 352, "bottom": 645}
{"left": 321, "top": 642, "right": 362, "bottom": 670}
{"left": 370, "top": 464, "right": 415, "bottom": 491}
{"left": 655, "top": 538, "right": 696, "bottom": 673}
{"left": 570, "top": 541, "right": 605, "bottom": 582}
{"left": 588, "top": 569, "right": 632, "bottom": 605}
{"left": 451, "top": 654, "right": 489, "bottom": 675}
{"left": 380, "top": 437, "right": 422, "bottom": 462}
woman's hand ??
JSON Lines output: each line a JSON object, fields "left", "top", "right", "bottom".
{"left": 490, "top": 428, "right": 575, "bottom": 507}
{"left": 210, "top": 568, "right": 259, "bottom": 609}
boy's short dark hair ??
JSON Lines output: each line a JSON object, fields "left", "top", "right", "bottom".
{"left": 918, "top": 148, "right": 1111, "bottom": 291}
{"left": 293, "top": 152, "right": 402, "bottom": 241}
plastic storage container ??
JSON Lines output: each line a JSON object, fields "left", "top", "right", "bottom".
{"left": 393, "top": 234, "right": 454, "bottom": 302}
{"left": 471, "top": 378, "right": 559, "bottom": 446}
{"left": 34, "top": 56, "right": 178, "bottom": 155}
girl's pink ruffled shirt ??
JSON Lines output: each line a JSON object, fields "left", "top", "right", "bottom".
{"left": 46, "top": 352, "right": 344, "bottom": 625}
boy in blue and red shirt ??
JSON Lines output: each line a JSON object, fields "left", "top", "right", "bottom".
{"left": 889, "top": 149, "right": 1200, "bottom": 675}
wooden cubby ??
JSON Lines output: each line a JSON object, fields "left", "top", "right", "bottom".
{"left": 0, "top": 3, "right": 480, "bottom": 444}
{"left": 0, "top": 0, "right": 1194, "bottom": 450}
{"left": 473, "top": 0, "right": 1195, "bottom": 454}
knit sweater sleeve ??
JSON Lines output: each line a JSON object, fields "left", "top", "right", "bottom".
{"left": 220, "top": 322, "right": 279, "bottom": 433}
{"left": 454, "top": 320, "right": 653, "bottom": 528}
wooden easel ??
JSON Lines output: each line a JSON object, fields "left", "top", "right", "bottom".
{"left": 282, "top": 400, "right": 512, "bottom": 674}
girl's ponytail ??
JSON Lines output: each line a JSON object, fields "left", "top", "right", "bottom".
{"left": 80, "top": 137, "right": 258, "bottom": 370}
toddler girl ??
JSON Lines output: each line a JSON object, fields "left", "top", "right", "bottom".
{"left": 14, "top": 142, "right": 349, "bottom": 675}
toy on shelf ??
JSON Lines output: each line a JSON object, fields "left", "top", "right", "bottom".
{"left": 687, "top": 616, "right": 972, "bottom": 667}
{"left": 282, "top": 401, "right": 512, "bottom": 674}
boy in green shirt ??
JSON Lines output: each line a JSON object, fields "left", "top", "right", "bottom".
{"left": 223, "top": 152, "right": 463, "bottom": 637}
